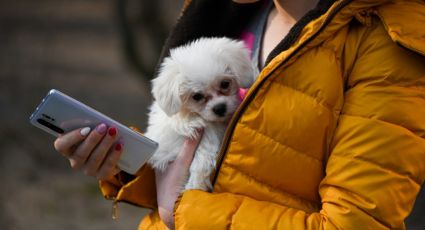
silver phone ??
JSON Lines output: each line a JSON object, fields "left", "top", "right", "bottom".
{"left": 29, "top": 89, "right": 158, "bottom": 174}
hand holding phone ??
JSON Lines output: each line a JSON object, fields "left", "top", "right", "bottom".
{"left": 30, "top": 89, "right": 158, "bottom": 175}
{"left": 53, "top": 124, "right": 123, "bottom": 179}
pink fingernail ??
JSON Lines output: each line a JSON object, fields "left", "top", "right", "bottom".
{"left": 96, "top": 123, "right": 107, "bottom": 134}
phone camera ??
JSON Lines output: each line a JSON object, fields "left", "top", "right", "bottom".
{"left": 42, "top": 113, "right": 55, "bottom": 121}
{"left": 37, "top": 119, "right": 64, "bottom": 134}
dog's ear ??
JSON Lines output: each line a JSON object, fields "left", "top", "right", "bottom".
{"left": 221, "top": 39, "right": 256, "bottom": 88}
{"left": 152, "top": 57, "right": 182, "bottom": 116}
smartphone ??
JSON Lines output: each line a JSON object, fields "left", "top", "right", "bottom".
{"left": 29, "top": 89, "right": 158, "bottom": 174}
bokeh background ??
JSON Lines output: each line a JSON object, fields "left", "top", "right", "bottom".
{"left": 0, "top": 0, "right": 182, "bottom": 229}
{"left": 0, "top": 0, "right": 423, "bottom": 229}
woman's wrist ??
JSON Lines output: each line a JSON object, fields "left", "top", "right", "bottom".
{"left": 158, "top": 206, "right": 174, "bottom": 229}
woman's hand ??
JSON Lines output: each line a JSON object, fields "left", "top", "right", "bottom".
{"left": 155, "top": 129, "right": 204, "bottom": 229}
{"left": 53, "top": 123, "right": 123, "bottom": 180}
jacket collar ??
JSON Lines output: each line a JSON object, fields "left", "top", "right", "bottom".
{"left": 260, "top": 0, "right": 425, "bottom": 78}
{"left": 377, "top": 1, "right": 425, "bottom": 56}
{"left": 332, "top": 0, "right": 425, "bottom": 56}
{"left": 157, "top": 0, "right": 424, "bottom": 74}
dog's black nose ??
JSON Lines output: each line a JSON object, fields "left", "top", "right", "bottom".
{"left": 212, "top": 103, "right": 227, "bottom": 117}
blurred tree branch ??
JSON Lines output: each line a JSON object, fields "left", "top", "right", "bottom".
{"left": 115, "top": 0, "right": 170, "bottom": 80}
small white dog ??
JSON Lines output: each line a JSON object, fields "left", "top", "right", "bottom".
{"left": 145, "top": 37, "right": 255, "bottom": 191}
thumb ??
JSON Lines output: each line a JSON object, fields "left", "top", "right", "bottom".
{"left": 175, "top": 129, "right": 204, "bottom": 166}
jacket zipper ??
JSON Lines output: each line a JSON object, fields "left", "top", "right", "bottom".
{"left": 212, "top": 0, "right": 355, "bottom": 186}
{"left": 105, "top": 195, "right": 120, "bottom": 220}
{"left": 112, "top": 197, "right": 119, "bottom": 220}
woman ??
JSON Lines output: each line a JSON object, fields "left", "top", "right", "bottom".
{"left": 54, "top": 0, "right": 425, "bottom": 229}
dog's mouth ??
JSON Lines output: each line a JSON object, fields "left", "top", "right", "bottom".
{"left": 198, "top": 110, "right": 234, "bottom": 123}
{"left": 206, "top": 115, "right": 229, "bottom": 123}
{"left": 190, "top": 95, "right": 241, "bottom": 123}
{"left": 213, "top": 107, "right": 239, "bottom": 122}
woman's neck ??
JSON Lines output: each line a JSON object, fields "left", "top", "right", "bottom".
{"left": 274, "top": 0, "right": 320, "bottom": 22}
{"left": 260, "top": 0, "right": 319, "bottom": 67}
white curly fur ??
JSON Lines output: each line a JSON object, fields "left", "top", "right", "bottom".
{"left": 145, "top": 37, "right": 255, "bottom": 191}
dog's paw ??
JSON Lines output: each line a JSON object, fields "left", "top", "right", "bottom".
{"left": 184, "top": 177, "right": 212, "bottom": 192}
{"left": 148, "top": 158, "right": 170, "bottom": 172}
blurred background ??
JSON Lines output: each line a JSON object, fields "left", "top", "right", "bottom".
{"left": 0, "top": 0, "right": 423, "bottom": 230}
{"left": 0, "top": 0, "right": 182, "bottom": 229}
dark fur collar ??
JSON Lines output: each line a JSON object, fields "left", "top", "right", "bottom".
{"left": 156, "top": 0, "right": 337, "bottom": 73}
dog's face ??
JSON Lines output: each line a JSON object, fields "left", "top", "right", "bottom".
{"left": 180, "top": 74, "right": 241, "bottom": 122}
{"left": 152, "top": 37, "right": 255, "bottom": 121}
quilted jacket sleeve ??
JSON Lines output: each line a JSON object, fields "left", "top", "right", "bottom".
{"left": 173, "top": 19, "right": 425, "bottom": 229}
{"left": 99, "top": 126, "right": 157, "bottom": 209}
{"left": 99, "top": 164, "right": 157, "bottom": 209}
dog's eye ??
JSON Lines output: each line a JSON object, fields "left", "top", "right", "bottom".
{"left": 192, "top": 93, "right": 204, "bottom": 102}
{"left": 220, "top": 80, "right": 231, "bottom": 90}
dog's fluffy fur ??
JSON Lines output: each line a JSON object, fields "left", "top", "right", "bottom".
{"left": 145, "top": 37, "right": 255, "bottom": 191}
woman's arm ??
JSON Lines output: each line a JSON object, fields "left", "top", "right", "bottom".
{"left": 155, "top": 131, "right": 203, "bottom": 228}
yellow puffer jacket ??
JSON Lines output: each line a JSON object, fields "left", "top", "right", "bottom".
{"left": 100, "top": 0, "right": 425, "bottom": 229}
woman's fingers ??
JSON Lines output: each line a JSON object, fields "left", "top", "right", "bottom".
{"left": 82, "top": 126, "right": 118, "bottom": 176}
{"left": 175, "top": 130, "right": 204, "bottom": 167}
{"left": 96, "top": 143, "right": 123, "bottom": 180}
{"left": 53, "top": 124, "right": 123, "bottom": 180}
{"left": 69, "top": 124, "right": 111, "bottom": 169}
{"left": 54, "top": 127, "right": 91, "bottom": 156}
